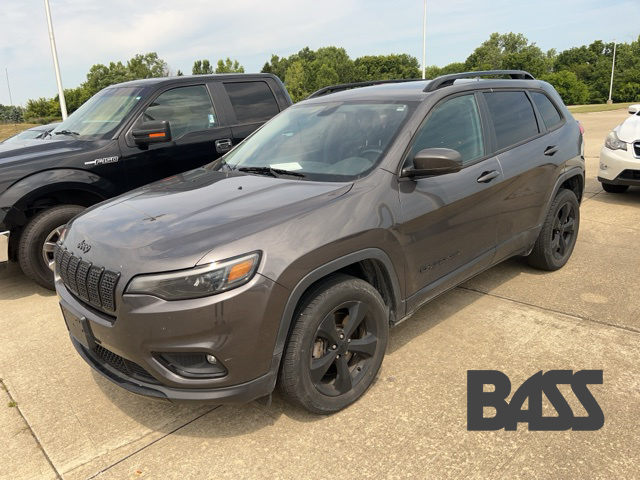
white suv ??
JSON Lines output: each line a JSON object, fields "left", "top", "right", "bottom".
{"left": 598, "top": 104, "right": 640, "bottom": 193}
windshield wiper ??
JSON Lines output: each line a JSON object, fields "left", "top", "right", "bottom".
{"left": 54, "top": 129, "right": 80, "bottom": 136}
{"left": 238, "top": 166, "right": 306, "bottom": 179}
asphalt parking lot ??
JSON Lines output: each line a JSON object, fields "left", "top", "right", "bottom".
{"left": 1, "top": 108, "right": 639, "bottom": 480}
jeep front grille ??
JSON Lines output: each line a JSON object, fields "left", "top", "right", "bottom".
{"left": 94, "top": 344, "right": 159, "bottom": 384}
{"left": 54, "top": 245, "right": 120, "bottom": 314}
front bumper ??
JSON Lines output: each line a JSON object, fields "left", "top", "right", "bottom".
{"left": 57, "top": 272, "right": 290, "bottom": 404}
{"left": 0, "top": 230, "right": 9, "bottom": 269}
{"left": 598, "top": 145, "right": 640, "bottom": 184}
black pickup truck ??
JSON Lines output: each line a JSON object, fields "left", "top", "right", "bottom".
{"left": 0, "top": 73, "right": 292, "bottom": 289}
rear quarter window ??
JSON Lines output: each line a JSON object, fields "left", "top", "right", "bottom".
{"left": 483, "top": 91, "right": 539, "bottom": 151}
{"left": 224, "top": 81, "right": 280, "bottom": 124}
{"left": 531, "top": 92, "right": 563, "bottom": 130}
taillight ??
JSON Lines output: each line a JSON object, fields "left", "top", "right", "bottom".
{"left": 578, "top": 121, "right": 585, "bottom": 135}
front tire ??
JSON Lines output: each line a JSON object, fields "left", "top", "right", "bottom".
{"left": 527, "top": 189, "right": 580, "bottom": 271}
{"left": 18, "top": 205, "right": 85, "bottom": 290}
{"left": 279, "top": 274, "right": 388, "bottom": 414}
{"left": 601, "top": 182, "right": 629, "bottom": 193}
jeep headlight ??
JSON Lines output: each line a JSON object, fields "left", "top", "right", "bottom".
{"left": 126, "top": 252, "right": 260, "bottom": 300}
{"left": 604, "top": 131, "right": 627, "bottom": 151}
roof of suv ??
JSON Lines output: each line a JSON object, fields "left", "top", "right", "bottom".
{"left": 303, "top": 70, "right": 544, "bottom": 104}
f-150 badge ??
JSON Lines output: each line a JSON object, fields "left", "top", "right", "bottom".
{"left": 85, "top": 156, "right": 119, "bottom": 166}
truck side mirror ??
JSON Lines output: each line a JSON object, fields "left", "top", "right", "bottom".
{"left": 132, "top": 121, "right": 172, "bottom": 146}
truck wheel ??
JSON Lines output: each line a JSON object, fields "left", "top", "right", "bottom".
{"left": 601, "top": 182, "right": 628, "bottom": 193}
{"left": 527, "top": 189, "right": 580, "bottom": 271}
{"left": 18, "top": 205, "right": 85, "bottom": 290}
{"left": 279, "top": 274, "right": 388, "bottom": 414}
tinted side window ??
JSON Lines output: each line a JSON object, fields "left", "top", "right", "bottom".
{"left": 483, "top": 92, "right": 539, "bottom": 150}
{"left": 408, "top": 94, "right": 484, "bottom": 165}
{"left": 531, "top": 92, "right": 562, "bottom": 130}
{"left": 224, "top": 82, "right": 280, "bottom": 124}
{"left": 143, "top": 85, "right": 216, "bottom": 139}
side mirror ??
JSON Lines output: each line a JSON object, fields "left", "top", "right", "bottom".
{"left": 628, "top": 104, "right": 640, "bottom": 115}
{"left": 132, "top": 121, "right": 172, "bottom": 146}
{"left": 402, "top": 148, "right": 463, "bottom": 178}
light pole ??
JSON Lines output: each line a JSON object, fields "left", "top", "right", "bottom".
{"left": 422, "top": 0, "right": 427, "bottom": 79}
{"left": 607, "top": 40, "right": 617, "bottom": 105}
{"left": 44, "top": 0, "right": 68, "bottom": 120}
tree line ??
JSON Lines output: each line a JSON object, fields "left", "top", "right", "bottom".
{"left": 12, "top": 32, "right": 640, "bottom": 123}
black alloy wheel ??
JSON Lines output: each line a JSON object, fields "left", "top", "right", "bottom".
{"left": 279, "top": 274, "right": 388, "bottom": 414}
{"left": 527, "top": 188, "right": 580, "bottom": 271}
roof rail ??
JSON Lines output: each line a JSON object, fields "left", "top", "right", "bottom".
{"left": 307, "top": 78, "right": 423, "bottom": 99}
{"left": 423, "top": 70, "right": 535, "bottom": 92}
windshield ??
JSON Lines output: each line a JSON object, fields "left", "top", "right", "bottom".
{"left": 213, "top": 101, "right": 416, "bottom": 181}
{"left": 50, "top": 86, "right": 148, "bottom": 139}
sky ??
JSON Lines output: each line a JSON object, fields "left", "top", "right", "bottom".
{"left": 0, "top": 0, "right": 637, "bottom": 107}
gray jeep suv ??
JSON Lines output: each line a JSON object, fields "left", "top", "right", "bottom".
{"left": 55, "top": 71, "right": 585, "bottom": 414}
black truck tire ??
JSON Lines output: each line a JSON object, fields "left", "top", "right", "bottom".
{"left": 18, "top": 205, "right": 85, "bottom": 290}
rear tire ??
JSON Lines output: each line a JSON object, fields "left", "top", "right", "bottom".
{"left": 527, "top": 189, "right": 579, "bottom": 271}
{"left": 279, "top": 274, "right": 388, "bottom": 414}
{"left": 601, "top": 182, "right": 629, "bottom": 193}
{"left": 18, "top": 205, "right": 85, "bottom": 290}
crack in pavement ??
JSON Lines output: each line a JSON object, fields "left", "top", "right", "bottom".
{"left": 0, "top": 378, "right": 62, "bottom": 480}
{"left": 457, "top": 285, "right": 640, "bottom": 336}
{"left": 85, "top": 406, "right": 221, "bottom": 479}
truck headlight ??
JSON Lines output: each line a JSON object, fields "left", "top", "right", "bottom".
{"left": 604, "top": 131, "right": 627, "bottom": 151}
{"left": 126, "top": 252, "right": 260, "bottom": 300}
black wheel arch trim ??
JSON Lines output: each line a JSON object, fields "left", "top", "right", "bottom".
{"left": 272, "top": 248, "right": 404, "bottom": 359}
{"left": 538, "top": 167, "right": 584, "bottom": 223}
{"left": 0, "top": 169, "right": 115, "bottom": 229}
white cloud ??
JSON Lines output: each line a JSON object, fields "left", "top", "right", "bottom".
{"left": 0, "top": 0, "right": 636, "bottom": 106}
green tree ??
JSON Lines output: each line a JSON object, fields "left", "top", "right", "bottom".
{"left": 284, "top": 61, "right": 307, "bottom": 102}
{"left": 215, "top": 58, "right": 245, "bottom": 73}
{"left": 353, "top": 54, "right": 421, "bottom": 81}
{"left": 84, "top": 52, "right": 169, "bottom": 96}
{"left": 56, "top": 86, "right": 91, "bottom": 114}
{"left": 25, "top": 97, "right": 58, "bottom": 119}
{"left": 192, "top": 60, "right": 213, "bottom": 75}
{"left": 127, "top": 52, "right": 169, "bottom": 79}
{"left": 540, "top": 70, "right": 589, "bottom": 105}
{"left": 465, "top": 32, "right": 547, "bottom": 77}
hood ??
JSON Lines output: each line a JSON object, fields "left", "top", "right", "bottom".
{"left": 0, "top": 137, "right": 91, "bottom": 164}
{"left": 63, "top": 168, "right": 352, "bottom": 274}
{"left": 616, "top": 115, "right": 640, "bottom": 143}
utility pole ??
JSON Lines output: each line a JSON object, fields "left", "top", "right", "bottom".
{"left": 44, "top": 0, "right": 68, "bottom": 120}
{"left": 5, "top": 68, "right": 17, "bottom": 131}
{"left": 607, "top": 40, "right": 617, "bottom": 105}
{"left": 422, "top": 0, "right": 427, "bottom": 79}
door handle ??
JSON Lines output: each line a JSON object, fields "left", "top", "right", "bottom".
{"left": 477, "top": 170, "right": 500, "bottom": 183}
{"left": 215, "top": 138, "right": 233, "bottom": 154}
{"left": 544, "top": 145, "right": 559, "bottom": 156}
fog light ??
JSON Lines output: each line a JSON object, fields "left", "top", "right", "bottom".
{"left": 600, "top": 163, "right": 608, "bottom": 171}
{"left": 206, "top": 354, "right": 217, "bottom": 364}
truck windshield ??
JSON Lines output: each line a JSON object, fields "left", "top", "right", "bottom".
{"left": 50, "top": 86, "right": 148, "bottom": 139}
{"left": 214, "top": 101, "right": 417, "bottom": 182}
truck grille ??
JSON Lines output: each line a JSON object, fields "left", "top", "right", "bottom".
{"left": 54, "top": 245, "right": 120, "bottom": 314}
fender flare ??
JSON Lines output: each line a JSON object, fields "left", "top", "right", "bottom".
{"left": 272, "top": 247, "right": 404, "bottom": 358}
{"left": 536, "top": 166, "right": 585, "bottom": 227}
{"left": 0, "top": 169, "right": 117, "bottom": 229}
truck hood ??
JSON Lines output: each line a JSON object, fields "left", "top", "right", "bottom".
{"left": 64, "top": 168, "right": 352, "bottom": 273}
{"left": 0, "top": 138, "right": 96, "bottom": 164}
{"left": 616, "top": 115, "right": 640, "bottom": 143}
